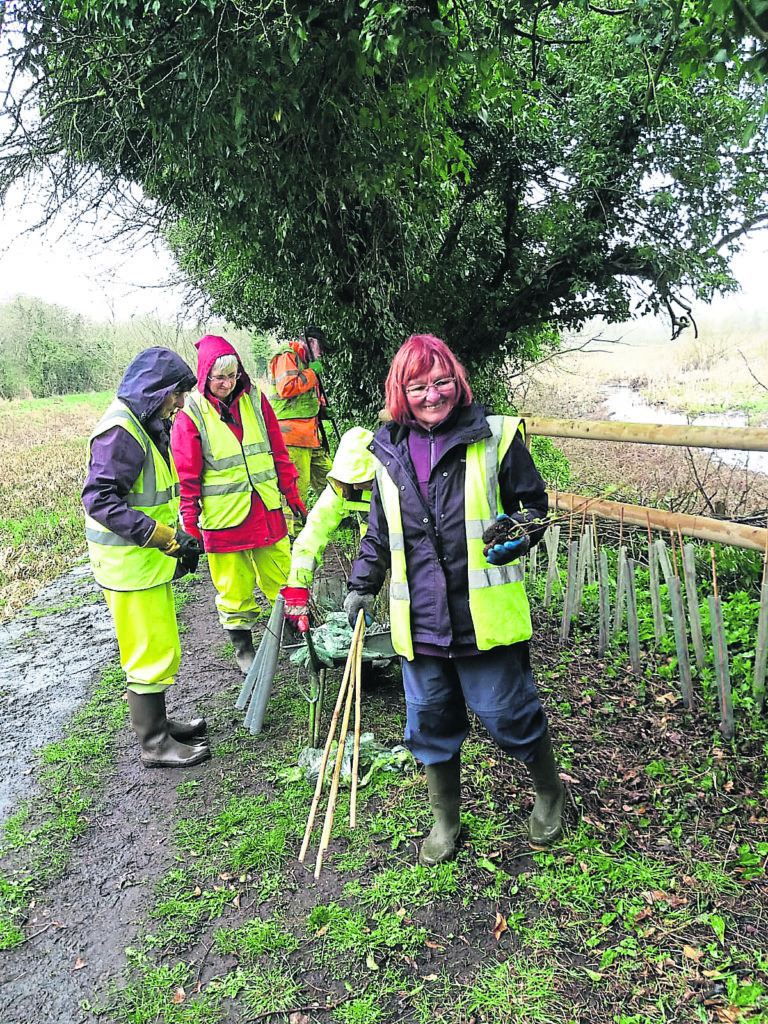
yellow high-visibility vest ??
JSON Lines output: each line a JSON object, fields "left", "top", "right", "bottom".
{"left": 181, "top": 389, "right": 281, "bottom": 530}
{"left": 85, "top": 399, "right": 179, "bottom": 592}
{"left": 377, "top": 415, "right": 532, "bottom": 660}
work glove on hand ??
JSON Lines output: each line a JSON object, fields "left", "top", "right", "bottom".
{"left": 287, "top": 496, "right": 308, "bottom": 527}
{"left": 483, "top": 513, "right": 531, "bottom": 566}
{"left": 343, "top": 591, "right": 374, "bottom": 629}
{"left": 307, "top": 360, "right": 323, "bottom": 375}
{"left": 281, "top": 586, "right": 310, "bottom": 626}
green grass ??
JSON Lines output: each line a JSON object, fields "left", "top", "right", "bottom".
{"left": 0, "top": 663, "right": 128, "bottom": 949}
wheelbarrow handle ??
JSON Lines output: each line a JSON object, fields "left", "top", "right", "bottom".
{"left": 298, "top": 615, "right": 323, "bottom": 675}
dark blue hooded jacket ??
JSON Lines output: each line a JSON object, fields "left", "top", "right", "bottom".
{"left": 347, "top": 403, "right": 548, "bottom": 653}
{"left": 82, "top": 348, "right": 196, "bottom": 545}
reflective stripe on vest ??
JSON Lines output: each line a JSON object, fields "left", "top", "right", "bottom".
{"left": 85, "top": 399, "right": 179, "bottom": 592}
{"left": 376, "top": 415, "right": 531, "bottom": 660}
{"left": 183, "top": 389, "right": 281, "bottom": 530}
{"left": 265, "top": 345, "right": 321, "bottom": 421}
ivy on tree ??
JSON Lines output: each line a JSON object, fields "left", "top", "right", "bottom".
{"left": 2, "top": 1, "right": 768, "bottom": 416}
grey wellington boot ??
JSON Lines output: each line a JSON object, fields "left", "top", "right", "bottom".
{"left": 127, "top": 691, "right": 211, "bottom": 769}
{"left": 526, "top": 729, "right": 565, "bottom": 847}
{"left": 418, "top": 754, "right": 462, "bottom": 867}
{"left": 227, "top": 628, "right": 255, "bottom": 674}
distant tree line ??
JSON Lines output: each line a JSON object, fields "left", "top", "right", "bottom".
{"left": 0, "top": 297, "right": 275, "bottom": 399}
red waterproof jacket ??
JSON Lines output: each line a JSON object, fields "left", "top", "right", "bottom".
{"left": 171, "top": 335, "right": 299, "bottom": 553}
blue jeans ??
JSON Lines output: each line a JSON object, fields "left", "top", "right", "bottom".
{"left": 401, "top": 643, "right": 547, "bottom": 766}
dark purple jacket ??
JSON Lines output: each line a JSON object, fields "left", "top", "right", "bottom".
{"left": 82, "top": 347, "right": 196, "bottom": 545}
{"left": 347, "top": 403, "right": 548, "bottom": 652}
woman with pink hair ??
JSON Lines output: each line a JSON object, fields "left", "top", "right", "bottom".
{"left": 345, "top": 334, "right": 564, "bottom": 865}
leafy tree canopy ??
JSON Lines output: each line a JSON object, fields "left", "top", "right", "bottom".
{"left": 2, "top": 1, "right": 768, "bottom": 414}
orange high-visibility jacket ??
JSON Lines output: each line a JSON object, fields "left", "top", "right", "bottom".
{"left": 266, "top": 340, "right": 323, "bottom": 448}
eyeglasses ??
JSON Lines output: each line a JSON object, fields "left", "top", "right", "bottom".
{"left": 404, "top": 376, "right": 456, "bottom": 398}
{"left": 209, "top": 372, "right": 241, "bottom": 384}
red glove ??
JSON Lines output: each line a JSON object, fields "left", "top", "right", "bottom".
{"left": 281, "top": 586, "right": 310, "bottom": 626}
{"left": 287, "top": 496, "right": 308, "bottom": 526}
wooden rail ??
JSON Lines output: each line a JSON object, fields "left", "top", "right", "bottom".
{"left": 522, "top": 416, "right": 768, "bottom": 552}
{"left": 523, "top": 416, "right": 768, "bottom": 452}
{"left": 550, "top": 492, "right": 768, "bottom": 553}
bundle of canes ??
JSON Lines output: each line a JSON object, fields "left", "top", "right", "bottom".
{"left": 298, "top": 608, "right": 366, "bottom": 878}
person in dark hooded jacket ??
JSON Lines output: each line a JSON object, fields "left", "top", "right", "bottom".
{"left": 82, "top": 347, "right": 211, "bottom": 770}
{"left": 171, "top": 335, "right": 307, "bottom": 673}
{"left": 344, "top": 333, "right": 565, "bottom": 866}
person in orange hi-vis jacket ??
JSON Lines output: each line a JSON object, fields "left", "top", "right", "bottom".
{"left": 265, "top": 326, "right": 333, "bottom": 536}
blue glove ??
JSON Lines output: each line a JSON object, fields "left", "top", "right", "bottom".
{"left": 486, "top": 534, "right": 530, "bottom": 565}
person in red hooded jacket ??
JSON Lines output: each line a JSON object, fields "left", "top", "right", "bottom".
{"left": 171, "top": 335, "right": 307, "bottom": 672}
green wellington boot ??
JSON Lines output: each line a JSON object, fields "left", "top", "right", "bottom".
{"left": 127, "top": 691, "right": 211, "bottom": 769}
{"left": 166, "top": 713, "right": 207, "bottom": 743}
{"left": 526, "top": 729, "right": 565, "bottom": 847}
{"left": 227, "top": 628, "right": 255, "bottom": 674}
{"left": 419, "top": 754, "right": 462, "bottom": 867}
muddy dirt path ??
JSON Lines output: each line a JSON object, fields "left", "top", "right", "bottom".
{"left": 0, "top": 570, "right": 240, "bottom": 1024}
{"left": 0, "top": 562, "right": 117, "bottom": 823}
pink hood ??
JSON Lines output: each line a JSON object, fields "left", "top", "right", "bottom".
{"left": 194, "top": 334, "right": 252, "bottom": 405}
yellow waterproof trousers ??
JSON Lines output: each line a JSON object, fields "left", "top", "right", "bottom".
{"left": 207, "top": 538, "right": 291, "bottom": 629}
{"left": 284, "top": 445, "right": 332, "bottom": 536}
{"left": 104, "top": 583, "right": 180, "bottom": 694}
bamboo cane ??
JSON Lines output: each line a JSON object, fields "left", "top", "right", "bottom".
{"left": 349, "top": 618, "right": 364, "bottom": 828}
{"left": 314, "top": 613, "right": 365, "bottom": 878}
{"left": 298, "top": 611, "right": 365, "bottom": 864}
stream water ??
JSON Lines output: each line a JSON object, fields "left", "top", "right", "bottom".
{"left": 603, "top": 385, "right": 768, "bottom": 476}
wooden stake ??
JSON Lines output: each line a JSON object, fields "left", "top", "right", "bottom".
{"left": 618, "top": 506, "right": 624, "bottom": 550}
{"left": 314, "top": 623, "right": 361, "bottom": 878}
{"left": 298, "top": 611, "right": 365, "bottom": 864}
{"left": 670, "top": 530, "right": 679, "bottom": 578}
{"left": 710, "top": 546, "right": 718, "bottom": 599}
{"left": 349, "top": 621, "right": 364, "bottom": 829}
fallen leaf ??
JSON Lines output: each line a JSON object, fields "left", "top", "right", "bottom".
{"left": 171, "top": 987, "right": 185, "bottom": 1004}
{"left": 422, "top": 974, "right": 439, "bottom": 981}
{"left": 684, "top": 945, "right": 704, "bottom": 961}
{"left": 72, "top": 957, "right": 86, "bottom": 971}
{"left": 584, "top": 968, "right": 604, "bottom": 982}
{"left": 492, "top": 912, "right": 508, "bottom": 941}
{"left": 232, "top": 893, "right": 240, "bottom": 909}
{"left": 424, "top": 939, "right": 443, "bottom": 949}
{"left": 314, "top": 924, "right": 329, "bottom": 936}
{"left": 289, "top": 1014, "right": 309, "bottom": 1024}
{"left": 714, "top": 1007, "right": 741, "bottom": 1023}
{"left": 366, "top": 954, "right": 379, "bottom": 971}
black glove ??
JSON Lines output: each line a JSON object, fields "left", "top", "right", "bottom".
{"left": 173, "top": 529, "right": 202, "bottom": 560}
{"left": 173, "top": 552, "right": 199, "bottom": 579}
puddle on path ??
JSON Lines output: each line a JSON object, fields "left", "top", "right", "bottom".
{"left": 603, "top": 385, "right": 768, "bottom": 475}
{"left": 0, "top": 561, "right": 116, "bottom": 824}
